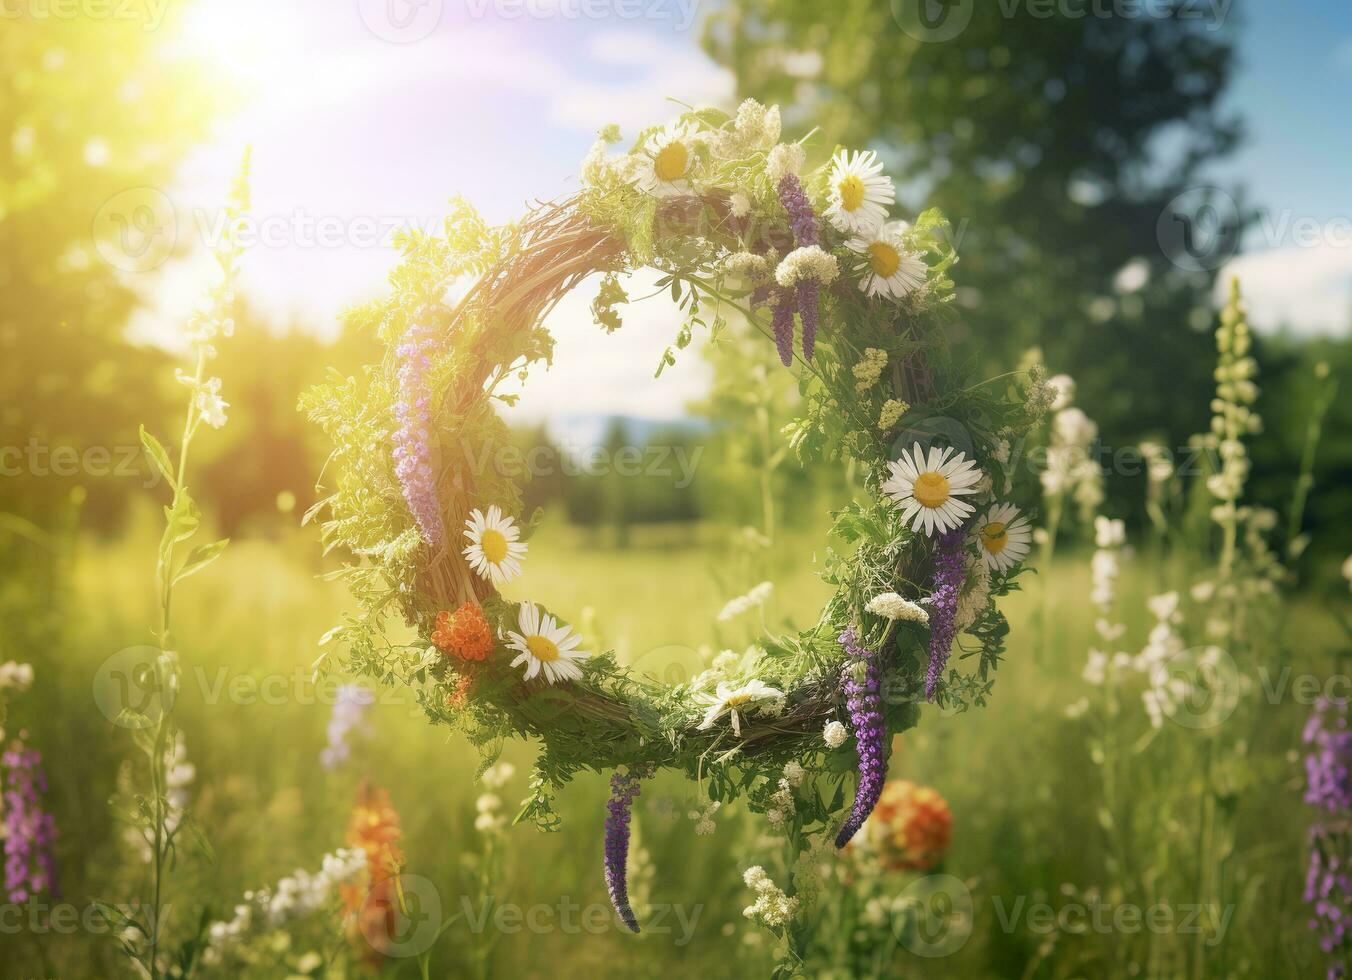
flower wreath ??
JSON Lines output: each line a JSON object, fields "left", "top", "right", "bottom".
{"left": 304, "top": 99, "right": 1046, "bottom": 931}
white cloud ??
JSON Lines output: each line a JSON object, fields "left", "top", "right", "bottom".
{"left": 501, "top": 269, "right": 711, "bottom": 424}
{"left": 1218, "top": 243, "right": 1352, "bottom": 335}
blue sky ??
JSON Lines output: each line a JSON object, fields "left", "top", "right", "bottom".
{"left": 1213, "top": 0, "right": 1352, "bottom": 333}
{"left": 137, "top": 0, "right": 1352, "bottom": 425}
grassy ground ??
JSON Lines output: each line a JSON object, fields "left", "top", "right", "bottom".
{"left": 1, "top": 511, "right": 1339, "bottom": 977}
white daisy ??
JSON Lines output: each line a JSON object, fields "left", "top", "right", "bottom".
{"left": 634, "top": 120, "right": 698, "bottom": 197}
{"left": 824, "top": 149, "right": 894, "bottom": 236}
{"left": 696, "top": 679, "right": 785, "bottom": 737}
{"left": 504, "top": 602, "right": 589, "bottom": 684}
{"left": 847, "top": 222, "right": 928, "bottom": 300}
{"left": 462, "top": 505, "right": 527, "bottom": 585}
{"left": 882, "top": 444, "right": 983, "bottom": 536}
{"left": 974, "top": 503, "right": 1033, "bottom": 573}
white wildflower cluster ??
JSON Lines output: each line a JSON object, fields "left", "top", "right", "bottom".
{"left": 742, "top": 866, "right": 799, "bottom": 927}
{"left": 765, "top": 141, "right": 805, "bottom": 183}
{"left": 0, "top": 660, "right": 34, "bottom": 691}
{"left": 774, "top": 244, "right": 840, "bottom": 288}
{"left": 1140, "top": 440, "right": 1174, "bottom": 488}
{"left": 709, "top": 98, "right": 782, "bottom": 159}
{"left": 878, "top": 398, "right": 908, "bottom": 432}
{"left": 0, "top": 660, "right": 34, "bottom": 741}
{"left": 1138, "top": 591, "right": 1187, "bottom": 729}
{"left": 201, "top": 848, "right": 367, "bottom": 966}
{"left": 475, "top": 761, "right": 515, "bottom": 834}
{"left": 852, "top": 347, "right": 888, "bottom": 391}
{"left": 717, "top": 581, "right": 773, "bottom": 622}
{"left": 723, "top": 251, "right": 771, "bottom": 283}
{"left": 1047, "top": 373, "right": 1075, "bottom": 412}
{"left": 1082, "top": 517, "right": 1128, "bottom": 689}
{"left": 1039, "top": 373, "right": 1104, "bottom": 523}
{"left": 865, "top": 591, "right": 929, "bottom": 625}
{"left": 953, "top": 555, "right": 992, "bottom": 633}
{"left": 1090, "top": 516, "right": 1124, "bottom": 608}
{"left": 823, "top": 719, "right": 849, "bottom": 749}
{"left": 688, "top": 799, "right": 722, "bottom": 837}
{"left": 765, "top": 761, "right": 805, "bottom": 830}
{"left": 1022, "top": 364, "right": 1056, "bottom": 421}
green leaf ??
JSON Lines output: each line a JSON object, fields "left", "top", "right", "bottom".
{"left": 184, "top": 813, "right": 215, "bottom": 863}
{"left": 173, "top": 539, "right": 229, "bottom": 585}
{"left": 139, "top": 426, "right": 177, "bottom": 491}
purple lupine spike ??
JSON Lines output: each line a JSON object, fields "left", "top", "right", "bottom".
{"left": 798, "top": 282, "right": 820, "bottom": 360}
{"left": 925, "top": 529, "right": 968, "bottom": 702}
{"left": 777, "top": 173, "right": 819, "bottom": 246}
{"left": 771, "top": 293, "right": 796, "bottom": 367}
{"left": 776, "top": 172, "right": 825, "bottom": 362}
{"left": 835, "top": 627, "right": 886, "bottom": 849}
{"left": 392, "top": 320, "right": 445, "bottom": 549}
{"left": 3, "top": 744, "right": 59, "bottom": 904}
{"left": 1304, "top": 698, "right": 1352, "bottom": 975}
{"left": 603, "top": 766, "right": 647, "bottom": 932}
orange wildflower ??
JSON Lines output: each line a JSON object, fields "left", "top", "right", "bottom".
{"left": 431, "top": 602, "right": 494, "bottom": 662}
{"left": 343, "top": 783, "right": 406, "bottom": 958}
{"left": 865, "top": 779, "right": 952, "bottom": 871}
{"left": 445, "top": 672, "right": 475, "bottom": 710}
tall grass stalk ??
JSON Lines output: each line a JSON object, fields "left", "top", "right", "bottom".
{"left": 96, "top": 154, "right": 250, "bottom": 979}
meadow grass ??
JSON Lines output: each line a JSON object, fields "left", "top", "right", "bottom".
{"left": 3, "top": 510, "right": 1336, "bottom": 977}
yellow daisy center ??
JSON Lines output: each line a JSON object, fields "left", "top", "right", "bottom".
{"left": 526, "top": 635, "right": 560, "bottom": 663}
{"left": 981, "top": 521, "right": 1009, "bottom": 554}
{"left": 913, "top": 471, "right": 951, "bottom": 509}
{"left": 725, "top": 693, "right": 754, "bottom": 707}
{"left": 868, "top": 242, "right": 900, "bottom": 278}
{"left": 654, "top": 141, "right": 688, "bottom": 182}
{"left": 480, "top": 528, "right": 508, "bottom": 564}
{"left": 838, "top": 174, "right": 865, "bottom": 212}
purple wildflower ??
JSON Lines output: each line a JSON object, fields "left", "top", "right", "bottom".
{"left": 603, "top": 766, "right": 647, "bottom": 932}
{"left": 3, "top": 744, "right": 58, "bottom": 904}
{"left": 320, "top": 685, "right": 375, "bottom": 770}
{"left": 392, "top": 321, "right": 444, "bottom": 549}
{"left": 798, "top": 282, "right": 820, "bottom": 360}
{"left": 925, "top": 529, "right": 967, "bottom": 702}
{"left": 771, "top": 293, "right": 796, "bottom": 367}
{"left": 777, "top": 173, "right": 819, "bottom": 247}
{"left": 835, "top": 627, "right": 886, "bottom": 849}
{"left": 775, "top": 172, "right": 826, "bottom": 363}
{"left": 1305, "top": 698, "right": 1352, "bottom": 976}
{"left": 1306, "top": 698, "right": 1352, "bottom": 813}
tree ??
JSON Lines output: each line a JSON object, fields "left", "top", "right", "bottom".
{"left": 703, "top": 0, "right": 1243, "bottom": 473}
{"left": 0, "top": 8, "right": 219, "bottom": 531}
